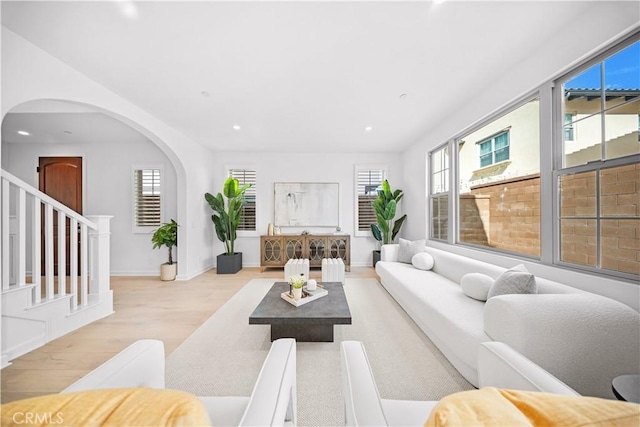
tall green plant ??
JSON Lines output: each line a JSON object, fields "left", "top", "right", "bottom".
{"left": 370, "top": 180, "right": 407, "bottom": 245}
{"left": 151, "top": 219, "right": 178, "bottom": 265}
{"left": 205, "top": 177, "right": 251, "bottom": 255}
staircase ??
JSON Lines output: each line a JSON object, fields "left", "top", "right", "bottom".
{"left": 1, "top": 170, "right": 113, "bottom": 368}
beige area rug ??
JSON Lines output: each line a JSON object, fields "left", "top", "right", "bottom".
{"left": 166, "top": 278, "right": 473, "bottom": 426}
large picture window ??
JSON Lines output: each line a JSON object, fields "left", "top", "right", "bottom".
{"left": 557, "top": 38, "right": 639, "bottom": 278}
{"left": 457, "top": 98, "right": 540, "bottom": 257}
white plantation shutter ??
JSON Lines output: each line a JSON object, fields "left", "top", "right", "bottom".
{"left": 228, "top": 169, "right": 256, "bottom": 231}
{"left": 357, "top": 169, "right": 385, "bottom": 231}
{"left": 134, "top": 168, "right": 161, "bottom": 227}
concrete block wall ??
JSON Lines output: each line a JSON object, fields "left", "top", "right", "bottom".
{"left": 460, "top": 174, "right": 540, "bottom": 257}
{"left": 559, "top": 163, "right": 638, "bottom": 275}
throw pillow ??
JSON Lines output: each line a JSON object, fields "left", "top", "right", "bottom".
{"left": 487, "top": 264, "right": 537, "bottom": 299}
{"left": 425, "top": 387, "right": 640, "bottom": 427}
{"left": 398, "top": 238, "right": 426, "bottom": 264}
{"left": 0, "top": 388, "right": 211, "bottom": 427}
{"left": 412, "top": 252, "right": 434, "bottom": 271}
{"left": 460, "top": 273, "right": 494, "bottom": 301}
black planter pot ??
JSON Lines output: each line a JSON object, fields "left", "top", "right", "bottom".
{"left": 373, "top": 250, "right": 381, "bottom": 267}
{"left": 217, "top": 252, "right": 242, "bottom": 274}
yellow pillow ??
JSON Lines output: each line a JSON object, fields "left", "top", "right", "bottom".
{"left": 425, "top": 387, "right": 640, "bottom": 426}
{"left": 1, "top": 387, "right": 211, "bottom": 427}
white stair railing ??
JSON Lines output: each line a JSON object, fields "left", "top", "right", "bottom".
{"left": 1, "top": 170, "right": 110, "bottom": 310}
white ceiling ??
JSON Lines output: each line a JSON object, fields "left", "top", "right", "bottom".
{"left": 0, "top": 1, "right": 631, "bottom": 153}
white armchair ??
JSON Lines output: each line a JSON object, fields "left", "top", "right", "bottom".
{"left": 340, "top": 340, "right": 578, "bottom": 427}
{"left": 63, "top": 338, "right": 297, "bottom": 426}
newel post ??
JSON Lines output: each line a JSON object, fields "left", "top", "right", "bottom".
{"left": 87, "top": 215, "right": 112, "bottom": 296}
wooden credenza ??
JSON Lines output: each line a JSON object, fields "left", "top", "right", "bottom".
{"left": 260, "top": 234, "right": 350, "bottom": 272}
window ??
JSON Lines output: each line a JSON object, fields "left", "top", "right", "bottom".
{"left": 564, "top": 113, "right": 575, "bottom": 141}
{"left": 562, "top": 40, "right": 640, "bottom": 167}
{"left": 427, "top": 34, "right": 638, "bottom": 281}
{"left": 429, "top": 145, "right": 449, "bottom": 241}
{"left": 458, "top": 97, "right": 540, "bottom": 257}
{"left": 355, "top": 167, "right": 386, "bottom": 236}
{"left": 228, "top": 168, "right": 256, "bottom": 231}
{"left": 556, "top": 38, "right": 639, "bottom": 278}
{"left": 479, "top": 131, "right": 510, "bottom": 168}
{"left": 133, "top": 165, "right": 162, "bottom": 230}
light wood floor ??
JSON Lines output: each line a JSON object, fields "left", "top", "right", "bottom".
{"left": 1, "top": 266, "right": 377, "bottom": 403}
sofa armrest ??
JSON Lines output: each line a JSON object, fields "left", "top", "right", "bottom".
{"left": 380, "top": 244, "right": 399, "bottom": 262}
{"left": 484, "top": 294, "right": 640, "bottom": 398}
{"left": 62, "top": 339, "right": 165, "bottom": 393}
{"left": 341, "top": 341, "right": 388, "bottom": 427}
{"left": 478, "top": 342, "right": 579, "bottom": 396}
{"left": 240, "top": 338, "right": 297, "bottom": 427}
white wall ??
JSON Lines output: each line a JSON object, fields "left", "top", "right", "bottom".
{"left": 1, "top": 26, "right": 217, "bottom": 280}
{"left": 211, "top": 151, "right": 402, "bottom": 267}
{"left": 2, "top": 139, "right": 177, "bottom": 275}
{"left": 400, "top": 6, "right": 639, "bottom": 309}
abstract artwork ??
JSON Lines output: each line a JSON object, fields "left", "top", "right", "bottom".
{"left": 274, "top": 182, "right": 339, "bottom": 227}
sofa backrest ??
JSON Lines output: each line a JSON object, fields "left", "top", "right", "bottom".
{"left": 424, "top": 246, "right": 504, "bottom": 283}
{"left": 423, "top": 246, "right": 583, "bottom": 295}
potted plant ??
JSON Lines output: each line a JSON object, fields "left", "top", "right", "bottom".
{"left": 205, "top": 177, "right": 251, "bottom": 274}
{"left": 151, "top": 219, "right": 178, "bottom": 281}
{"left": 288, "top": 274, "right": 305, "bottom": 301}
{"left": 370, "top": 180, "right": 407, "bottom": 266}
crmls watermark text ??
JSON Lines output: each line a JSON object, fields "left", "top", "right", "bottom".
{"left": 12, "top": 412, "right": 64, "bottom": 425}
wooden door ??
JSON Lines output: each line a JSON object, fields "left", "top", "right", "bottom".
{"left": 39, "top": 157, "right": 83, "bottom": 275}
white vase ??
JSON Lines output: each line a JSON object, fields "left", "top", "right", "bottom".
{"left": 292, "top": 287, "right": 302, "bottom": 300}
{"left": 307, "top": 279, "right": 317, "bottom": 291}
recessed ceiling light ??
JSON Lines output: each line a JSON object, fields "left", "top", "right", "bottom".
{"left": 17, "top": 130, "right": 30, "bottom": 136}
{"left": 365, "top": 126, "right": 373, "bottom": 132}
{"left": 233, "top": 125, "right": 241, "bottom": 131}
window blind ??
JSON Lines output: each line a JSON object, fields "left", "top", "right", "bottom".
{"left": 134, "top": 169, "right": 161, "bottom": 227}
{"left": 357, "top": 169, "right": 385, "bottom": 231}
{"left": 229, "top": 169, "right": 256, "bottom": 231}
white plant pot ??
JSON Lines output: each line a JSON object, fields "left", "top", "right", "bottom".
{"left": 292, "top": 287, "right": 302, "bottom": 300}
{"left": 160, "top": 263, "right": 177, "bottom": 281}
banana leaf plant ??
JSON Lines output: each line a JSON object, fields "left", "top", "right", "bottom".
{"left": 370, "top": 180, "right": 407, "bottom": 245}
{"left": 205, "top": 177, "right": 251, "bottom": 255}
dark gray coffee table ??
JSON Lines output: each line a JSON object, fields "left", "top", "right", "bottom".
{"left": 249, "top": 282, "right": 351, "bottom": 342}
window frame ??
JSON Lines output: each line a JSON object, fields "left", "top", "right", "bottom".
{"left": 453, "top": 92, "right": 542, "bottom": 258}
{"left": 426, "top": 31, "right": 639, "bottom": 283}
{"left": 553, "top": 35, "right": 640, "bottom": 280}
{"left": 132, "top": 163, "right": 164, "bottom": 234}
{"left": 428, "top": 143, "right": 452, "bottom": 242}
{"left": 354, "top": 165, "right": 388, "bottom": 238}
{"left": 226, "top": 165, "right": 258, "bottom": 237}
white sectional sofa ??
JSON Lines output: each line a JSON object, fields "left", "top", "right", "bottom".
{"left": 376, "top": 244, "right": 640, "bottom": 399}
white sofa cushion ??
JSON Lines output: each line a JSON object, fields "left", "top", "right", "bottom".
{"left": 376, "top": 260, "right": 491, "bottom": 385}
{"left": 460, "top": 273, "right": 494, "bottom": 301}
{"left": 398, "top": 238, "right": 426, "bottom": 263}
{"left": 487, "top": 267, "right": 537, "bottom": 299}
{"left": 412, "top": 252, "right": 434, "bottom": 270}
